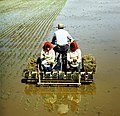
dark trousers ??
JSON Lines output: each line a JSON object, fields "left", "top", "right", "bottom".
{"left": 68, "top": 61, "right": 81, "bottom": 73}
{"left": 37, "top": 57, "right": 42, "bottom": 70}
{"left": 37, "top": 57, "right": 53, "bottom": 73}
{"left": 42, "top": 64, "right": 52, "bottom": 73}
{"left": 53, "top": 44, "right": 69, "bottom": 72}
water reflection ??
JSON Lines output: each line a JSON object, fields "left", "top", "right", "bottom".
{"left": 24, "top": 83, "right": 96, "bottom": 115}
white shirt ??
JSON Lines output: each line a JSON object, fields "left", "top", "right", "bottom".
{"left": 54, "top": 29, "right": 74, "bottom": 45}
{"left": 41, "top": 48, "right": 55, "bottom": 65}
{"left": 67, "top": 49, "right": 82, "bottom": 63}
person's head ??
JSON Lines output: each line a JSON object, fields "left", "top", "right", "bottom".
{"left": 45, "top": 44, "right": 50, "bottom": 51}
{"left": 70, "top": 42, "right": 78, "bottom": 52}
{"left": 58, "top": 23, "right": 64, "bottom": 29}
{"left": 43, "top": 42, "right": 53, "bottom": 52}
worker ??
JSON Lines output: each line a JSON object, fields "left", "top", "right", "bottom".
{"left": 51, "top": 23, "right": 74, "bottom": 53}
{"left": 67, "top": 42, "right": 82, "bottom": 72}
{"left": 37, "top": 42, "right": 55, "bottom": 73}
{"left": 51, "top": 23, "right": 74, "bottom": 72}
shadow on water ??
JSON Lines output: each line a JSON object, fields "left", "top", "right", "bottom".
{"left": 24, "top": 83, "right": 96, "bottom": 115}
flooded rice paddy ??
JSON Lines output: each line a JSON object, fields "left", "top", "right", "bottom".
{"left": 0, "top": 0, "right": 120, "bottom": 116}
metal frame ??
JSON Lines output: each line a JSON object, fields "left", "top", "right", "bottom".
{"left": 37, "top": 73, "right": 81, "bottom": 86}
{"left": 35, "top": 63, "right": 81, "bottom": 86}
{"left": 22, "top": 64, "right": 94, "bottom": 86}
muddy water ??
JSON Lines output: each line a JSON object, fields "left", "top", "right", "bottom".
{"left": 50, "top": 0, "right": 120, "bottom": 116}
{"left": 0, "top": 0, "right": 120, "bottom": 116}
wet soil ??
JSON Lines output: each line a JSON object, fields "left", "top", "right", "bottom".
{"left": 0, "top": 0, "right": 120, "bottom": 116}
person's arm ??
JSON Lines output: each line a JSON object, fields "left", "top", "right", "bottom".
{"left": 51, "top": 49, "right": 55, "bottom": 62}
{"left": 67, "top": 32, "right": 74, "bottom": 43}
{"left": 41, "top": 50, "right": 48, "bottom": 65}
{"left": 40, "top": 49, "right": 44, "bottom": 59}
{"left": 67, "top": 52, "right": 73, "bottom": 62}
{"left": 51, "top": 33, "right": 57, "bottom": 45}
{"left": 77, "top": 49, "right": 82, "bottom": 63}
{"left": 46, "top": 49, "right": 55, "bottom": 63}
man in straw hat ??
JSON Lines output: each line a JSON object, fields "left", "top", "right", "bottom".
{"left": 51, "top": 23, "right": 74, "bottom": 72}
